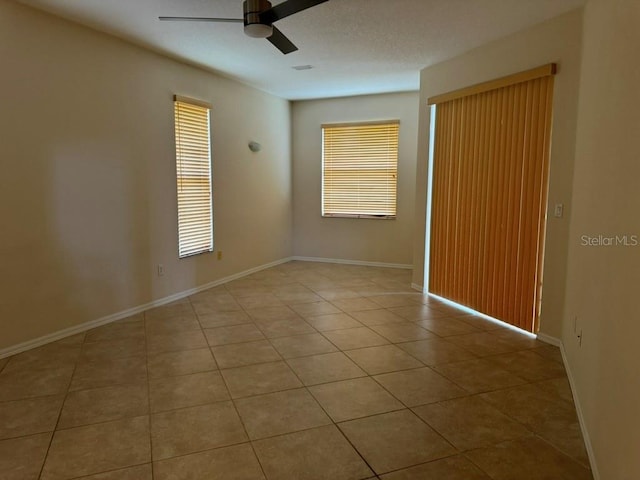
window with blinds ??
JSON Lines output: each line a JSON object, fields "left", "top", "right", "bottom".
{"left": 174, "top": 95, "right": 213, "bottom": 258}
{"left": 322, "top": 121, "right": 399, "bottom": 219}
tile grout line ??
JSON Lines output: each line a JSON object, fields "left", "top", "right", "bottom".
{"left": 36, "top": 333, "right": 85, "bottom": 480}
{"left": 144, "top": 308, "right": 156, "bottom": 478}
{"left": 220, "top": 280, "right": 297, "bottom": 480}
{"left": 217, "top": 277, "right": 429, "bottom": 478}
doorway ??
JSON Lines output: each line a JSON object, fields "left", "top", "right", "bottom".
{"left": 424, "top": 65, "right": 556, "bottom": 333}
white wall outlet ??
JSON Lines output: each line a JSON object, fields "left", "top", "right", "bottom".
{"left": 157, "top": 264, "right": 164, "bottom": 277}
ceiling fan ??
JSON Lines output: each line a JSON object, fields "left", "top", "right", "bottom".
{"left": 159, "top": 0, "right": 329, "bottom": 55}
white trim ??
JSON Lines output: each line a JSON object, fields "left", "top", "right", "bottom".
{"left": 534, "top": 333, "right": 599, "bottom": 478}
{"left": 0, "top": 257, "right": 292, "bottom": 360}
{"left": 536, "top": 332, "right": 562, "bottom": 347}
{"left": 558, "top": 342, "right": 601, "bottom": 479}
{"left": 423, "top": 104, "right": 437, "bottom": 292}
{"left": 291, "top": 256, "right": 412, "bottom": 270}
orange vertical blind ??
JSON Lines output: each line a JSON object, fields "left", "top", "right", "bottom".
{"left": 428, "top": 66, "right": 555, "bottom": 332}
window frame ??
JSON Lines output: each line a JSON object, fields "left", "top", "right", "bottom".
{"left": 321, "top": 120, "right": 400, "bottom": 220}
{"left": 173, "top": 95, "right": 214, "bottom": 259}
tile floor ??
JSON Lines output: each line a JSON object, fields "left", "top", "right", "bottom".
{"left": 0, "top": 261, "right": 593, "bottom": 479}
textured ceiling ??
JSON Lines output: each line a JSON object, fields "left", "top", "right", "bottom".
{"left": 15, "top": 0, "right": 585, "bottom": 100}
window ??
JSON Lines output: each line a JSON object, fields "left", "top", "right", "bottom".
{"left": 173, "top": 95, "right": 213, "bottom": 258}
{"left": 322, "top": 121, "right": 399, "bottom": 219}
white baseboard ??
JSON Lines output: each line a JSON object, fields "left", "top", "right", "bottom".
{"left": 1, "top": 256, "right": 412, "bottom": 359}
{"left": 537, "top": 334, "right": 600, "bottom": 479}
{"left": 536, "top": 332, "right": 562, "bottom": 347}
{"left": 0, "top": 257, "right": 292, "bottom": 360}
{"left": 559, "top": 342, "right": 600, "bottom": 479}
{"left": 291, "top": 256, "right": 412, "bottom": 270}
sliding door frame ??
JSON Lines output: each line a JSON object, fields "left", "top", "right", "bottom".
{"left": 424, "top": 64, "right": 556, "bottom": 332}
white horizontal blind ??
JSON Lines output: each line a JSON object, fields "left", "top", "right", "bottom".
{"left": 322, "top": 121, "right": 399, "bottom": 218}
{"left": 174, "top": 97, "right": 213, "bottom": 258}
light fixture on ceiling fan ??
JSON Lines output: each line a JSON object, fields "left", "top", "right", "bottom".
{"left": 159, "top": 0, "right": 329, "bottom": 55}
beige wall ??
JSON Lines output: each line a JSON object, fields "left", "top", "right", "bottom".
{"left": 292, "top": 92, "right": 419, "bottom": 265}
{"left": 562, "top": 0, "right": 640, "bottom": 478}
{"left": 0, "top": 1, "right": 292, "bottom": 351}
{"left": 413, "top": 10, "right": 583, "bottom": 338}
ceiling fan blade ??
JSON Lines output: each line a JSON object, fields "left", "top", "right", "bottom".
{"left": 260, "top": 0, "right": 329, "bottom": 24}
{"left": 158, "top": 17, "right": 243, "bottom": 23}
{"left": 267, "top": 26, "right": 298, "bottom": 55}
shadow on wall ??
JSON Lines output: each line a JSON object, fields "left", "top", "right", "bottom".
{"left": 0, "top": 117, "right": 152, "bottom": 351}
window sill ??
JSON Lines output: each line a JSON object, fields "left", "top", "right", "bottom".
{"left": 179, "top": 248, "right": 213, "bottom": 259}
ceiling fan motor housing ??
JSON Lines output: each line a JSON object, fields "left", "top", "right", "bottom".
{"left": 243, "top": 0, "right": 273, "bottom": 38}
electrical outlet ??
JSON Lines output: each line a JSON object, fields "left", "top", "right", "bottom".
{"left": 217, "top": 251, "right": 222, "bottom": 260}
{"left": 157, "top": 264, "right": 164, "bottom": 277}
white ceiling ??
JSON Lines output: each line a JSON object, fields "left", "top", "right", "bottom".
{"left": 16, "top": 0, "right": 585, "bottom": 100}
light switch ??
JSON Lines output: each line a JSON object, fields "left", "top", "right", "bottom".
{"left": 554, "top": 204, "right": 564, "bottom": 218}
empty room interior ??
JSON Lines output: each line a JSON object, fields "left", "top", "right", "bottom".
{"left": 1, "top": 0, "right": 638, "bottom": 479}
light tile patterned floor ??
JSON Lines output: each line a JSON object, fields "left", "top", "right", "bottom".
{"left": 0, "top": 261, "right": 592, "bottom": 479}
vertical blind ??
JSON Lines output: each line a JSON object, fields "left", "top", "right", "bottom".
{"left": 427, "top": 65, "right": 555, "bottom": 332}
{"left": 174, "top": 96, "right": 213, "bottom": 258}
{"left": 322, "top": 121, "right": 399, "bottom": 218}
